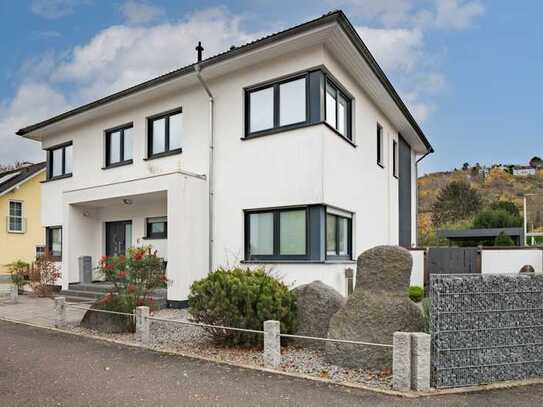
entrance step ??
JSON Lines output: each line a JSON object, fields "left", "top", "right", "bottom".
{"left": 61, "top": 283, "right": 167, "bottom": 308}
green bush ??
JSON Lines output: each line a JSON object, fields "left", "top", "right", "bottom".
{"left": 472, "top": 208, "right": 522, "bottom": 229}
{"left": 494, "top": 231, "right": 515, "bottom": 246}
{"left": 188, "top": 267, "right": 297, "bottom": 346}
{"left": 408, "top": 286, "right": 424, "bottom": 302}
{"left": 7, "top": 260, "right": 30, "bottom": 292}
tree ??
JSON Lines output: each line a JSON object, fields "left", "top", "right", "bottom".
{"left": 494, "top": 231, "right": 515, "bottom": 246}
{"left": 432, "top": 181, "right": 482, "bottom": 226}
{"left": 462, "top": 162, "right": 470, "bottom": 171}
{"left": 472, "top": 209, "right": 522, "bottom": 229}
{"left": 529, "top": 156, "right": 543, "bottom": 169}
{"left": 490, "top": 200, "right": 520, "bottom": 217}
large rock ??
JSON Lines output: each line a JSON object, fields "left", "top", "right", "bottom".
{"left": 326, "top": 246, "right": 424, "bottom": 369}
{"left": 292, "top": 281, "right": 346, "bottom": 349}
{"left": 80, "top": 304, "right": 134, "bottom": 333}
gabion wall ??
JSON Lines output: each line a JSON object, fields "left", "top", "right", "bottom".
{"left": 430, "top": 273, "right": 543, "bottom": 388}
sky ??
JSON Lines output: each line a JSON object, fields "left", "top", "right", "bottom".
{"left": 0, "top": 0, "right": 540, "bottom": 174}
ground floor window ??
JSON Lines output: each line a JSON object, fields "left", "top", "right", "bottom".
{"left": 146, "top": 216, "right": 167, "bottom": 239}
{"left": 244, "top": 205, "right": 353, "bottom": 262}
{"left": 326, "top": 212, "right": 352, "bottom": 259}
{"left": 46, "top": 226, "right": 62, "bottom": 259}
{"left": 8, "top": 201, "right": 24, "bottom": 233}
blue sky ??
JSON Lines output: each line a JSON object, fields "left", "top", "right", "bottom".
{"left": 0, "top": 0, "right": 540, "bottom": 174}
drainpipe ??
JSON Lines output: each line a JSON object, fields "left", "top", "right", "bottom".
{"left": 195, "top": 64, "right": 214, "bottom": 274}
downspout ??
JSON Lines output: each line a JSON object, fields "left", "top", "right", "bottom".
{"left": 195, "top": 64, "right": 214, "bottom": 274}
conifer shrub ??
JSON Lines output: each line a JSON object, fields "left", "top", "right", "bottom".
{"left": 188, "top": 267, "right": 297, "bottom": 346}
{"left": 408, "top": 286, "right": 424, "bottom": 302}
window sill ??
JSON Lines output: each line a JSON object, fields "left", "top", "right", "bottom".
{"left": 41, "top": 173, "right": 73, "bottom": 183}
{"left": 144, "top": 148, "right": 182, "bottom": 161}
{"left": 102, "top": 159, "right": 133, "bottom": 170}
{"left": 322, "top": 122, "right": 356, "bottom": 147}
{"left": 241, "top": 259, "right": 355, "bottom": 265}
{"left": 377, "top": 161, "right": 384, "bottom": 169}
{"left": 142, "top": 236, "right": 167, "bottom": 240}
{"left": 7, "top": 230, "right": 25, "bottom": 234}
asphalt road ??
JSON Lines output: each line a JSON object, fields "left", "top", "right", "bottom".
{"left": 2, "top": 320, "right": 543, "bottom": 406}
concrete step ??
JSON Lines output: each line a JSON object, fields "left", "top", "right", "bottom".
{"left": 68, "top": 283, "right": 113, "bottom": 293}
{"left": 61, "top": 289, "right": 104, "bottom": 299}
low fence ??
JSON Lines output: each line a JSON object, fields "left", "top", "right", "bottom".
{"left": 430, "top": 273, "right": 543, "bottom": 388}
{"left": 54, "top": 297, "right": 430, "bottom": 392}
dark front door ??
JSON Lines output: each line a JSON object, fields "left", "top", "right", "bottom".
{"left": 105, "top": 220, "right": 132, "bottom": 257}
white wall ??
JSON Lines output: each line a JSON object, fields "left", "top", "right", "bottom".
{"left": 409, "top": 249, "right": 425, "bottom": 287}
{"left": 481, "top": 249, "right": 543, "bottom": 274}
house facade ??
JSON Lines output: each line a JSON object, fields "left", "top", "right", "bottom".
{"left": 0, "top": 163, "right": 46, "bottom": 276}
{"left": 512, "top": 166, "right": 536, "bottom": 177}
{"left": 17, "top": 11, "right": 433, "bottom": 304}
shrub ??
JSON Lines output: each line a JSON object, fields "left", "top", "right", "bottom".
{"left": 188, "top": 267, "right": 297, "bottom": 346}
{"left": 472, "top": 208, "right": 522, "bottom": 229}
{"left": 97, "top": 246, "right": 167, "bottom": 315}
{"left": 490, "top": 200, "right": 520, "bottom": 217}
{"left": 422, "top": 297, "right": 431, "bottom": 334}
{"left": 408, "top": 286, "right": 424, "bottom": 302}
{"left": 30, "top": 252, "right": 61, "bottom": 297}
{"left": 7, "top": 260, "right": 30, "bottom": 293}
{"left": 494, "top": 231, "right": 515, "bottom": 246}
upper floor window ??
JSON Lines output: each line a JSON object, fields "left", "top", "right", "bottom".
{"left": 245, "top": 207, "right": 308, "bottom": 260}
{"left": 326, "top": 212, "right": 352, "bottom": 259}
{"left": 105, "top": 123, "right": 133, "bottom": 168}
{"left": 393, "top": 139, "right": 399, "bottom": 178}
{"left": 325, "top": 79, "right": 352, "bottom": 140}
{"left": 377, "top": 123, "right": 384, "bottom": 167}
{"left": 8, "top": 201, "right": 24, "bottom": 233}
{"left": 246, "top": 75, "right": 308, "bottom": 136}
{"left": 46, "top": 226, "right": 62, "bottom": 259}
{"left": 146, "top": 216, "right": 167, "bottom": 239}
{"left": 47, "top": 142, "right": 72, "bottom": 180}
{"left": 147, "top": 108, "right": 183, "bottom": 159}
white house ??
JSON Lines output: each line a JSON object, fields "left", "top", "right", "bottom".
{"left": 17, "top": 11, "right": 433, "bottom": 306}
{"left": 513, "top": 166, "right": 536, "bottom": 177}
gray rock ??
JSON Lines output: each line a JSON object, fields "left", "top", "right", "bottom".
{"left": 292, "top": 281, "right": 346, "bottom": 349}
{"left": 326, "top": 246, "right": 424, "bottom": 369}
{"left": 80, "top": 304, "right": 135, "bottom": 333}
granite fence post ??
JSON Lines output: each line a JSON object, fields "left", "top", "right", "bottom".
{"left": 54, "top": 296, "right": 66, "bottom": 328}
{"left": 393, "top": 332, "right": 412, "bottom": 391}
{"left": 411, "top": 333, "right": 431, "bottom": 391}
{"left": 264, "top": 320, "right": 281, "bottom": 369}
{"left": 9, "top": 285, "right": 18, "bottom": 303}
{"left": 136, "top": 306, "right": 150, "bottom": 344}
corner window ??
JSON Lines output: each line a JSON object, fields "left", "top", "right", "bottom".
{"left": 146, "top": 217, "right": 167, "bottom": 239}
{"left": 46, "top": 226, "right": 62, "bottom": 259}
{"left": 8, "top": 201, "right": 24, "bottom": 233}
{"left": 105, "top": 124, "right": 133, "bottom": 168}
{"left": 47, "top": 143, "right": 72, "bottom": 180}
{"left": 245, "top": 208, "right": 308, "bottom": 260}
{"left": 326, "top": 213, "right": 352, "bottom": 259}
{"left": 246, "top": 75, "right": 307, "bottom": 136}
{"left": 325, "top": 79, "right": 351, "bottom": 140}
{"left": 393, "top": 139, "right": 399, "bottom": 178}
{"left": 377, "top": 123, "right": 384, "bottom": 167}
{"left": 147, "top": 108, "right": 183, "bottom": 158}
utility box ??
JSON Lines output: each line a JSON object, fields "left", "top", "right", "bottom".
{"left": 78, "top": 256, "right": 92, "bottom": 284}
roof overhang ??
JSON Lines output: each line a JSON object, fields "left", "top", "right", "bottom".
{"left": 16, "top": 11, "right": 433, "bottom": 154}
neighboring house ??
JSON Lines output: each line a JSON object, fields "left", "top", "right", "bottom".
{"left": 0, "top": 163, "right": 46, "bottom": 276}
{"left": 513, "top": 166, "right": 536, "bottom": 177}
{"left": 16, "top": 11, "right": 433, "bottom": 305}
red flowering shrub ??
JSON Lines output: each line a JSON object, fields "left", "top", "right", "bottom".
{"left": 97, "top": 246, "right": 167, "bottom": 314}
{"left": 30, "top": 252, "right": 61, "bottom": 297}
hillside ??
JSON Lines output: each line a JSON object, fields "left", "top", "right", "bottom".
{"left": 417, "top": 167, "right": 543, "bottom": 240}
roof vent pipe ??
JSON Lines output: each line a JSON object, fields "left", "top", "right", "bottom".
{"left": 196, "top": 41, "right": 204, "bottom": 62}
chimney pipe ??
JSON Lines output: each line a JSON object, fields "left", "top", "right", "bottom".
{"left": 196, "top": 41, "right": 204, "bottom": 62}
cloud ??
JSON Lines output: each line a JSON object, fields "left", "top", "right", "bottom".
{"left": 30, "top": 0, "right": 84, "bottom": 19}
{"left": 0, "top": 7, "right": 263, "bottom": 165}
{"left": 119, "top": 0, "right": 164, "bottom": 25}
{"left": 434, "top": 0, "right": 484, "bottom": 30}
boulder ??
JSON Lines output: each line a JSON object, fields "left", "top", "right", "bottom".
{"left": 80, "top": 303, "right": 134, "bottom": 333}
{"left": 291, "top": 281, "right": 346, "bottom": 349}
{"left": 326, "top": 246, "right": 424, "bottom": 369}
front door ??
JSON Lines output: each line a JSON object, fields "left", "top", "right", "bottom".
{"left": 105, "top": 220, "right": 132, "bottom": 257}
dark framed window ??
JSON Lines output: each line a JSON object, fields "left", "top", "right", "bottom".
{"left": 46, "top": 142, "right": 72, "bottom": 180}
{"left": 8, "top": 201, "right": 24, "bottom": 233}
{"left": 46, "top": 226, "right": 62, "bottom": 259}
{"left": 326, "top": 213, "right": 352, "bottom": 260}
{"left": 246, "top": 74, "right": 308, "bottom": 137}
{"left": 105, "top": 123, "right": 133, "bottom": 168}
{"left": 147, "top": 108, "right": 183, "bottom": 159}
{"left": 146, "top": 217, "right": 167, "bottom": 239}
{"left": 377, "top": 123, "right": 384, "bottom": 167}
{"left": 245, "top": 207, "right": 308, "bottom": 260}
{"left": 325, "top": 79, "right": 352, "bottom": 140}
{"left": 393, "top": 139, "right": 399, "bottom": 178}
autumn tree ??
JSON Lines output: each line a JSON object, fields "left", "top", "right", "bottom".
{"left": 432, "top": 181, "right": 482, "bottom": 226}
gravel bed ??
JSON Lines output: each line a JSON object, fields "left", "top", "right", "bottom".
{"left": 66, "top": 308, "right": 392, "bottom": 389}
